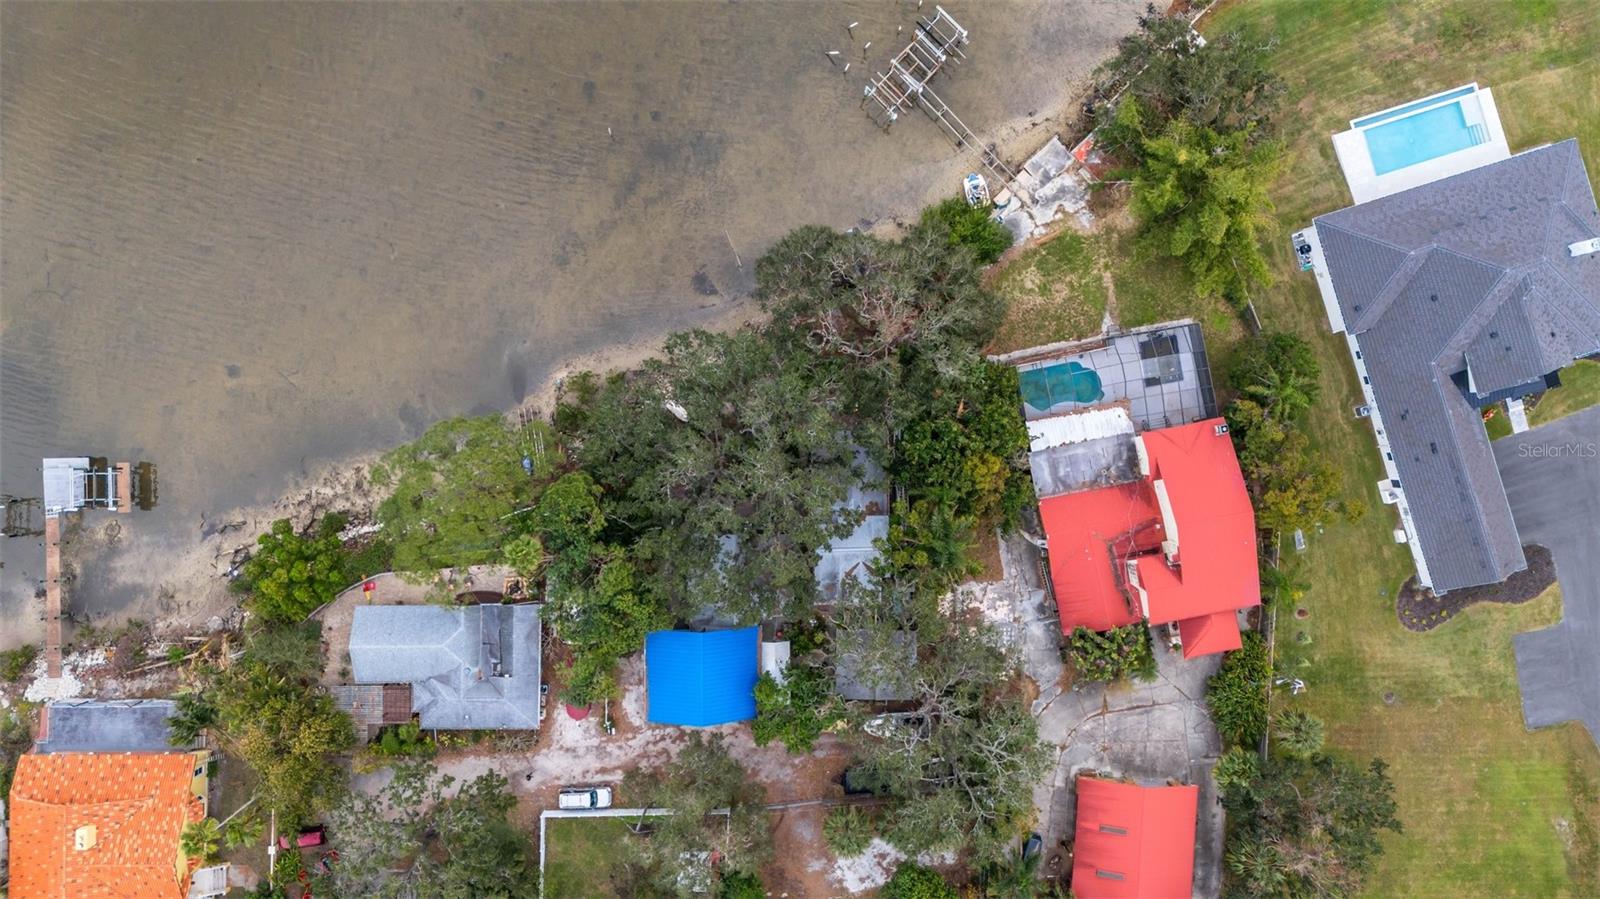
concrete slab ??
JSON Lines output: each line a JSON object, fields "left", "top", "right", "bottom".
{"left": 1494, "top": 407, "right": 1600, "bottom": 744}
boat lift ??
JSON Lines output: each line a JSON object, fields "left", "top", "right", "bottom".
{"left": 861, "top": 6, "right": 1021, "bottom": 191}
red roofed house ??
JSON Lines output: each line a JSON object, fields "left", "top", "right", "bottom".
{"left": 7, "top": 751, "right": 208, "bottom": 898}
{"left": 1071, "top": 775, "right": 1199, "bottom": 899}
{"left": 1038, "top": 417, "right": 1259, "bottom": 658}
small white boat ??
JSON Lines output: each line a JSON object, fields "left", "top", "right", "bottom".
{"left": 963, "top": 172, "right": 990, "bottom": 207}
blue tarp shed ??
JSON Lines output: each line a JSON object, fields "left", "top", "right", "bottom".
{"left": 645, "top": 627, "right": 759, "bottom": 726}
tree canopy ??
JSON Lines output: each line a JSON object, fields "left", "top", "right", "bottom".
{"left": 1131, "top": 119, "right": 1284, "bottom": 306}
{"left": 620, "top": 733, "right": 772, "bottom": 896}
{"left": 1094, "top": 14, "right": 1285, "bottom": 146}
{"left": 316, "top": 763, "right": 537, "bottom": 899}
{"left": 919, "top": 196, "right": 1014, "bottom": 265}
{"left": 238, "top": 515, "right": 349, "bottom": 622}
{"left": 373, "top": 415, "right": 559, "bottom": 574}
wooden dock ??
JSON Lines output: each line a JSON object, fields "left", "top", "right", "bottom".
{"left": 44, "top": 515, "right": 63, "bottom": 677}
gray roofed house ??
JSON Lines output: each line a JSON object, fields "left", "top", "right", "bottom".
{"left": 348, "top": 603, "right": 542, "bottom": 730}
{"left": 814, "top": 448, "right": 891, "bottom": 604}
{"left": 34, "top": 699, "right": 191, "bottom": 753}
{"left": 1309, "top": 138, "right": 1600, "bottom": 593}
{"left": 835, "top": 631, "right": 916, "bottom": 702}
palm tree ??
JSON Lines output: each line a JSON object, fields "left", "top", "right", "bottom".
{"left": 1258, "top": 562, "right": 1309, "bottom": 608}
{"left": 180, "top": 818, "right": 222, "bottom": 862}
{"left": 167, "top": 691, "right": 217, "bottom": 747}
{"left": 981, "top": 844, "right": 1043, "bottom": 899}
{"left": 222, "top": 813, "right": 264, "bottom": 850}
{"left": 1272, "top": 710, "right": 1326, "bottom": 758}
{"left": 1227, "top": 838, "right": 1288, "bottom": 896}
{"left": 1244, "top": 367, "right": 1315, "bottom": 421}
{"left": 823, "top": 806, "right": 875, "bottom": 857}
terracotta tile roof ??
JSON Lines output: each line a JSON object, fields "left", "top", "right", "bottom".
{"left": 7, "top": 752, "right": 202, "bottom": 898}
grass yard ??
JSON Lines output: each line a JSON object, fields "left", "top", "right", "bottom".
{"left": 1200, "top": 0, "right": 1600, "bottom": 894}
{"left": 1530, "top": 360, "right": 1600, "bottom": 428}
{"left": 991, "top": 225, "right": 1244, "bottom": 358}
{"left": 543, "top": 816, "right": 639, "bottom": 898}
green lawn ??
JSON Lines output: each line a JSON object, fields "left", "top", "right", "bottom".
{"left": 1530, "top": 360, "right": 1600, "bottom": 428}
{"left": 1198, "top": 1, "right": 1600, "bottom": 894}
{"left": 991, "top": 227, "right": 1244, "bottom": 357}
{"left": 543, "top": 817, "right": 639, "bottom": 898}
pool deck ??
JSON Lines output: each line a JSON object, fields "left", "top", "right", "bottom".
{"left": 1000, "top": 321, "right": 1217, "bottom": 430}
{"left": 1332, "top": 85, "right": 1510, "bottom": 204}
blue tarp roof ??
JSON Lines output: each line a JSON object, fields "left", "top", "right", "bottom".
{"left": 645, "top": 627, "right": 759, "bottom": 726}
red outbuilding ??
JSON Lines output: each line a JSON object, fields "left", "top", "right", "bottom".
{"left": 1071, "top": 776, "right": 1199, "bottom": 899}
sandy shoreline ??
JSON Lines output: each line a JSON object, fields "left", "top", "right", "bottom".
{"left": 28, "top": 79, "right": 1104, "bottom": 653}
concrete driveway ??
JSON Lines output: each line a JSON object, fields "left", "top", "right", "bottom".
{"left": 1494, "top": 407, "right": 1600, "bottom": 743}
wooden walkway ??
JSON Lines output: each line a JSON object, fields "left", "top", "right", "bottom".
{"left": 44, "top": 515, "right": 63, "bottom": 677}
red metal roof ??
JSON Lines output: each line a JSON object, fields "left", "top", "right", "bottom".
{"left": 1039, "top": 419, "right": 1259, "bottom": 657}
{"left": 1038, "top": 483, "right": 1158, "bottom": 633}
{"left": 1072, "top": 776, "right": 1198, "bottom": 899}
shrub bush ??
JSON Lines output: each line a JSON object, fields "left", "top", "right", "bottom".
{"left": 0, "top": 644, "right": 40, "bottom": 681}
{"left": 1207, "top": 631, "right": 1270, "bottom": 746}
{"left": 882, "top": 862, "right": 957, "bottom": 899}
{"left": 919, "top": 196, "right": 1013, "bottom": 265}
{"left": 1065, "top": 624, "right": 1157, "bottom": 683}
{"left": 823, "top": 806, "right": 876, "bottom": 857}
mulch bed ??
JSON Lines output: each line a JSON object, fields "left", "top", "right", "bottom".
{"left": 1396, "top": 544, "right": 1556, "bottom": 632}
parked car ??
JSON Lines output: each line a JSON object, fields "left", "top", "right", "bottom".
{"left": 558, "top": 785, "right": 614, "bottom": 810}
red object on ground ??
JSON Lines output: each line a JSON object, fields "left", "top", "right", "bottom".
{"left": 565, "top": 703, "right": 591, "bottom": 720}
{"left": 279, "top": 827, "right": 326, "bottom": 850}
{"left": 363, "top": 580, "right": 376, "bottom": 594}
{"left": 1039, "top": 419, "right": 1259, "bottom": 657}
{"left": 1071, "top": 776, "right": 1199, "bottom": 899}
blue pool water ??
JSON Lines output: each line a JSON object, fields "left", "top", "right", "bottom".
{"left": 1020, "top": 361, "right": 1104, "bottom": 412}
{"left": 1351, "top": 85, "right": 1478, "bottom": 129}
{"left": 1363, "top": 101, "right": 1486, "bottom": 175}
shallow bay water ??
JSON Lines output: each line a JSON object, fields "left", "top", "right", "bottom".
{"left": 0, "top": 0, "right": 1141, "bottom": 643}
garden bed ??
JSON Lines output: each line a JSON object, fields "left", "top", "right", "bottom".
{"left": 1396, "top": 544, "right": 1556, "bottom": 632}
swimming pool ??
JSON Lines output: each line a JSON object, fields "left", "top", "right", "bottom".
{"left": 1363, "top": 100, "right": 1489, "bottom": 175}
{"left": 1020, "top": 360, "right": 1104, "bottom": 412}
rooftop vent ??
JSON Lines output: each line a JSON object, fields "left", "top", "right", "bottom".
{"left": 1213, "top": 423, "right": 1230, "bottom": 436}
{"left": 74, "top": 825, "right": 97, "bottom": 851}
{"left": 1570, "top": 238, "right": 1600, "bottom": 258}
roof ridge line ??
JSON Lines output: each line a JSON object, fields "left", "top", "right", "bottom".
{"left": 1317, "top": 217, "right": 1415, "bottom": 257}
{"left": 1421, "top": 362, "right": 1506, "bottom": 569}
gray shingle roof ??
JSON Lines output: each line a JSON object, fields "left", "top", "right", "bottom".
{"left": 1315, "top": 139, "right": 1600, "bottom": 593}
{"left": 34, "top": 700, "right": 185, "bottom": 753}
{"left": 348, "top": 603, "right": 542, "bottom": 730}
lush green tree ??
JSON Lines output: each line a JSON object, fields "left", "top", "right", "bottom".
{"left": 373, "top": 416, "right": 558, "bottom": 574}
{"left": 202, "top": 628, "right": 354, "bottom": 826}
{"left": 1227, "top": 333, "right": 1319, "bottom": 400}
{"left": 1131, "top": 120, "right": 1283, "bottom": 306}
{"left": 167, "top": 690, "right": 218, "bottom": 746}
{"left": 882, "top": 862, "right": 957, "bottom": 899}
{"left": 1227, "top": 399, "right": 1348, "bottom": 534}
{"left": 1212, "top": 746, "right": 1260, "bottom": 801}
{"left": 857, "top": 625, "right": 1048, "bottom": 861}
{"left": 180, "top": 818, "right": 222, "bottom": 862}
{"left": 547, "top": 553, "right": 671, "bottom": 705}
{"left": 532, "top": 470, "right": 606, "bottom": 584}
{"left": 978, "top": 843, "right": 1044, "bottom": 899}
{"left": 1066, "top": 624, "right": 1157, "bottom": 683}
{"left": 892, "top": 359, "right": 1033, "bottom": 525}
{"left": 500, "top": 533, "right": 546, "bottom": 580}
{"left": 823, "top": 806, "right": 877, "bottom": 857}
{"left": 919, "top": 196, "right": 1013, "bottom": 265}
{"left": 621, "top": 733, "right": 772, "bottom": 895}
{"left": 238, "top": 516, "right": 348, "bottom": 621}
{"left": 222, "top": 812, "right": 265, "bottom": 851}
{"left": 719, "top": 870, "right": 766, "bottom": 899}
{"left": 561, "top": 329, "right": 858, "bottom": 623}
{"left": 752, "top": 664, "right": 845, "bottom": 754}
{"left": 1093, "top": 14, "right": 1285, "bottom": 150}
{"left": 317, "top": 762, "right": 537, "bottom": 899}
{"left": 1207, "top": 631, "right": 1270, "bottom": 747}
{"left": 880, "top": 498, "right": 980, "bottom": 598}
{"left": 1221, "top": 753, "right": 1401, "bottom": 898}
{"left": 1272, "top": 710, "right": 1326, "bottom": 759}
{"left": 238, "top": 619, "right": 325, "bottom": 684}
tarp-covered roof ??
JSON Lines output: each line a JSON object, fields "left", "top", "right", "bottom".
{"left": 1072, "top": 776, "right": 1198, "bottom": 899}
{"left": 646, "top": 627, "right": 759, "bottom": 726}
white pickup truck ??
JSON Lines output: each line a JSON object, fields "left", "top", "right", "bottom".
{"left": 557, "top": 785, "right": 614, "bottom": 810}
